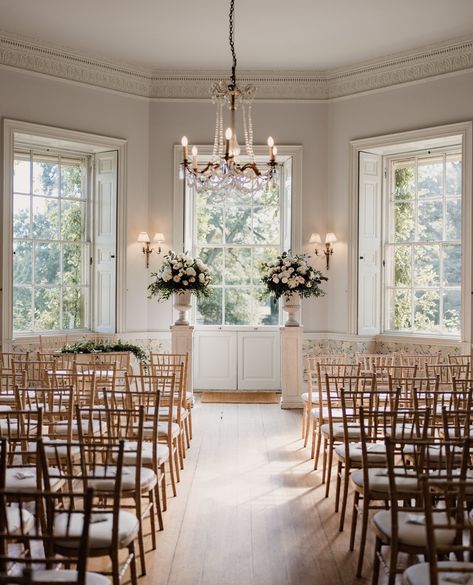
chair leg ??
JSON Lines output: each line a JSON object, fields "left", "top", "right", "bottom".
{"left": 314, "top": 424, "right": 322, "bottom": 470}
{"left": 135, "top": 497, "right": 146, "bottom": 576}
{"left": 161, "top": 463, "right": 168, "bottom": 510}
{"left": 178, "top": 433, "right": 185, "bottom": 469}
{"left": 155, "top": 482, "right": 164, "bottom": 530}
{"left": 184, "top": 417, "right": 191, "bottom": 449}
{"left": 168, "top": 450, "right": 178, "bottom": 497}
{"left": 325, "top": 443, "right": 334, "bottom": 498}
{"left": 149, "top": 489, "right": 157, "bottom": 549}
{"left": 334, "top": 461, "right": 342, "bottom": 512}
{"left": 301, "top": 405, "right": 307, "bottom": 439}
{"left": 349, "top": 491, "right": 360, "bottom": 551}
{"left": 339, "top": 464, "right": 351, "bottom": 531}
{"left": 128, "top": 541, "right": 138, "bottom": 585}
{"left": 387, "top": 543, "right": 398, "bottom": 585}
{"left": 173, "top": 441, "right": 181, "bottom": 483}
{"left": 372, "top": 537, "right": 382, "bottom": 585}
{"left": 111, "top": 551, "right": 121, "bottom": 585}
{"left": 303, "top": 410, "right": 311, "bottom": 448}
{"left": 187, "top": 404, "right": 193, "bottom": 439}
{"left": 321, "top": 437, "right": 327, "bottom": 480}
{"left": 356, "top": 494, "right": 370, "bottom": 578}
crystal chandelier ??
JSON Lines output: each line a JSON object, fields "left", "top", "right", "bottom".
{"left": 180, "top": 0, "right": 278, "bottom": 193}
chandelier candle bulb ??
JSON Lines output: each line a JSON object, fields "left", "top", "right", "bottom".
{"left": 181, "top": 136, "right": 188, "bottom": 160}
{"left": 225, "top": 128, "right": 232, "bottom": 157}
{"left": 191, "top": 146, "right": 198, "bottom": 170}
{"left": 267, "top": 136, "right": 274, "bottom": 158}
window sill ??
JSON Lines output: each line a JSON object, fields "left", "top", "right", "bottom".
{"left": 376, "top": 333, "right": 463, "bottom": 347}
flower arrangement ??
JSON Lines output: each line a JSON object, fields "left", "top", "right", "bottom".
{"left": 60, "top": 340, "right": 147, "bottom": 364}
{"left": 260, "top": 251, "right": 328, "bottom": 301}
{"left": 148, "top": 251, "right": 212, "bottom": 301}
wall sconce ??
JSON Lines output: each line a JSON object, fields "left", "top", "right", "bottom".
{"left": 137, "top": 231, "right": 165, "bottom": 268}
{"left": 309, "top": 232, "right": 337, "bottom": 270}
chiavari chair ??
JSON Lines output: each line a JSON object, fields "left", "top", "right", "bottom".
{"left": 0, "top": 372, "right": 26, "bottom": 410}
{"left": 356, "top": 353, "right": 395, "bottom": 375}
{"left": 74, "top": 362, "right": 117, "bottom": 406}
{"left": 46, "top": 370, "right": 96, "bottom": 409}
{"left": 426, "top": 362, "right": 470, "bottom": 391}
{"left": 373, "top": 364, "right": 418, "bottom": 393}
{"left": 448, "top": 352, "right": 472, "bottom": 366}
{"left": 403, "top": 477, "right": 473, "bottom": 585}
{"left": 76, "top": 405, "right": 157, "bottom": 576}
{"left": 37, "top": 351, "right": 76, "bottom": 371}
{"left": 350, "top": 407, "right": 430, "bottom": 578}
{"left": 310, "top": 363, "right": 361, "bottom": 470}
{"left": 399, "top": 351, "right": 441, "bottom": 374}
{"left": 12, "top": 360, "right": 52, "bottom": 389}
{"left": 335, "top": 383, "right": 399, "bottom": 532}
{"left": 38, "top": 334, "right": 69, "bottom": 352}
{"left": 371, "top": 436, "right": 473, "bottom": 585}
{"left": 302, "top": 355, "right": 346, "bottom": 449}
{"left": 0, "top": 352, "right": 29, "bottom": 373}
{"left": 388, "top": 372, "right": 436, "bottom": 409}
{"left": 320, "top": 372, "right": 371, "bottom": 495}
{"left": 0, "top": 488, "right": 111, "bottom": 585}
{"left": 39, "top": 439, "right": 139, "bottom": 585}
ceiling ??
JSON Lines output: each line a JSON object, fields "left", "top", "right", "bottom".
{"left": 1, "top": 0, "right": 473, "bottom": 71}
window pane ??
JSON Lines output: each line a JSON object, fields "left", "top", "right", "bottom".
{"left": 417, "top": 200, "right": 443, "bottom": 241}
{"left": 254, "top": 288, "right": 279, "bottom": 326}
{"left": 13, "top": 194, "right": 30, "bottom": 238}
{"left": 197, "top": 248, "right": 223, "bottom": 285}
{"left": 63, "top": 288, "right": 86, "bottom": 329}
{"left": 413, "top": 245, "right": 440, "bottom": 287}
{"left": 393, "top": 162, "right": 415, "bottom": 200}
{"left": 61, "top": 200, "right": 85, "bottom": 241}
{"left": 417, "top": 156, "right": 443, "bottom": 197}
{"left": 389, "top": 289, "right": 412, "bottom": 331}
{"left": 252, "top": 247, "right": 280, "bottom": 284}
{"left": 32, "top": 197, "right": 59, "bottom": 240}
{"left": 224, "top": 288, "right": 252, "bottom": 325}
{"left": 393, "top": 201, "right": 415, "bottom": 242}
{"left": 13, "top": 287, "right": 33, "bottom": 332}
{"left": 445, "top": 199, "right": 461, "bottom": 240}
{"left": 253, "top": 206, "right": 280, "bottom": 245}
{"left": 196, "top": 206, "right": 223, "bottom": 245}
{"left": 225, "top": 207, "right": 252, "bottom": 244}
{"left": 443, "top": 289, "right": 461, "bottom": 334}
{"left": 34, "top": 243, "right": 60, "bottom": 285}
{"left": 446, "top": 154, "right": 462, "bottom": 196}
{"left": 414, "top": 290, "right": 440, "bottom": 332}
{"left": 33, "top": 155, "right": 59, "bottom": 197}
{"left": 34, "top": 287, "right": 61, "bottom": 330}
{"left": 253, "top": 184, "right": 280, "bottom": 206}
{"left": 14, "top": 158, "right": 30, "bottom": 194}
{"left": 63, "top": 243, "right": 83, "bottom": 286}
{"left": 224, "top": 188, "right": 252, "bottom": 207}
{"left": 443, "top": 245, "right": 461, "bottom": 286}
{"left": 61, "top": 161, "right": 83, "bottom": 198}
{"left": 13, "top": 242, "right": 32, "bottom": 285}
{"left": 393, "top": 246, "right": 411, "bottom": 286}
{"left": 196, "top": 287, "right": 222, "bottom": 325}
{"left": 224, "top": 248, "right": 252, "bottom": 285}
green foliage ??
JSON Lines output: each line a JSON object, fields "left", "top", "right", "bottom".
{"left": 60, "top": 339, "right": 147, "bottom": 364}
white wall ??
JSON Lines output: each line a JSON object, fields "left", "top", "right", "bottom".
{"left": 0, "top": 67, "right": 151, "bottom": 332}
{"left": 327, "top": 71, "right": 473, "bottom": 333}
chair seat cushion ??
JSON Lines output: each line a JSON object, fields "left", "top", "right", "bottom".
{"left": 6, "top": 467, "right": 63, "bottom": 491}
{"left": 122, "top": 441, "right": 169, "bottom": 466}
{"left": 158, "top": 406, "right": 188, "bottom": 421}
{"left": 310, "top": 407, "right": 343, "bottom": 420}
{"left": 6, "top": 507, "right": 34, "bottom": 535}
{"left": 373, "top": 509, "right": 456, "bottom": 547}
{"left": 335, "top": 443, "right": 387, "bottom": 463}
{"left": 28, "top": 440, "right": 81, "bottom": 458}
{"left": 403, "top": 444, "right": 465, "bottom": 464}
{"left": 54, "top": 510, "right": 139, "bottom": 549}
{"left": 403, "top": 561, "right": 473, "bottom": 585}
{"left": 53, "top": 420, "right": 102, "bottom": 436}
{"left": 32, "top": 569, "right": 110, "bottom": 585}
{"left": 143, "top": 421, "right": 180, "bottom": 439}
{"left": 320, "top": 422, "right": 361, "bottom": 440}
{"left": 350, "top": 468, "right": 418, "bottom": 495}
{"left": 87, "top": 466, "right": 157, "bottom": 492}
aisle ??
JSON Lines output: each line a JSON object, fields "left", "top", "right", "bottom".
{"left": 145, "top": 402, "right": 374, "bottom": 585}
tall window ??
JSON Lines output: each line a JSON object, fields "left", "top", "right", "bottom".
{"left": 12, "top": 149, "right": 90, "bottom": 333}
{"left": 384, "top": 148, "right": 462, "bottom": 335}
{"left": 187, "top": 164, "right": 291, "bottom": 326}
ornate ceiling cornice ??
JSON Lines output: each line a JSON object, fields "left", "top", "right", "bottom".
{"left": 0, "top": 31, "right": 472, "bottom": 101}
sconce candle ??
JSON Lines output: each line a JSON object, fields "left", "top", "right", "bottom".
{"left": 310, "top": 232, "right": 336, "bottom": 270}
{"left": 137, "top": 231, "right": 165, "bottom": 268}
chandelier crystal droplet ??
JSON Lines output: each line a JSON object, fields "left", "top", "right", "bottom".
{"left": 180, "top": 0, "right": 278, "bottom": 194}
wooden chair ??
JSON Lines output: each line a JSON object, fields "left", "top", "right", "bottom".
{"left": 38, "top": 334, "right": 69, "bottom": 352}
{"left": 12, "top": 360, "right": 52, "bottom": 388}
{"left": 302, "top": 355, "right": 346, "bottom": 448}
{"left": 356, "top": 353, "right": 395, "bottom": 375}
{"left": 425, "top": 362, "right": 469, "bottom": 390}
{"left": 0, "top": 488, "right": 111, "bottom": 585}
{"left": 39, "top": 438, "right": 139, "bottom": 585}
{"left": 448, "top": 352, "right": 472, "bottom": 366}
{"left": 403, "top": 477, "right": 473, "bottom": 585}
{"left": 371, "top": 436, "right": 472, "bottom": 585}
{"left": 373, "top": 364, "right": 417, "bottom": 391}
{"left": 46, "top": 370, "right": 96, "bottom": 408}
{"left": 399, "top": 352, "right": 441, "bottom": 374}
{"left": 388, "top": 373, "right": 437, "bottom": 409}
{"left": 76, "top": 405, "right": 157, "bottom": 576}
{"left": 0, "top": 372, "right": 26, "bottom": 409}
{"left": 0, "top": 352, "right": 29, "bottom": 372}
{"left": 37, "top": 351, "right": 76, "bottom": 371}
{"left": 310, "top": 363, "right": 361, "bottom": 470}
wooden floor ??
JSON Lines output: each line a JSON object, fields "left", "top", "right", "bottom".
{"left": 133, "top": 402, "right": 383, "bottom": 585}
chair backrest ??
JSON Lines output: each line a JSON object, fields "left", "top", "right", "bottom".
{"left": 12, "top": 360, "right": 53, "bottom": 388}
{"left": 356, "top": 353, "right": 395, "bottom": 373}
{"left": 441, "top": 407, "right": 473, "bottom": 440}
{"left": 47, "top": 371, "right": 96, "bottom": 407}
{"left": 0, "top": 371, "right": 27, "bottom": 406}
{"left": 447, "top": 353, "right": 472, "bottom": 366}
{"left": 324, "top": 373, "right": 375, "bottom": 430}
{"left": 374, "top": 364, "right": 418, "bottom": 387}
{"left": 0, "top": 488, "right": 94, "bottom": 585}
{"left": 37, "top": 351, "right": 76, "bottom": 370}
{"left": 149, "top": 362, "right": 184, "bottom": 421}
{"left": 398, "top": 352, "right": 441, "bottom": 373}
{"left": 0, "top": 409, "right": 43, "bottom": 481}
{"left": 421, "top": 476, "right": 473, "bottom": 585}
{"left": 425, "top": 363, "right": 469, "bottom": 388}
{"left": 39, "top": 334, "right": 69, "bottom": 352}
{"left": 0, "top": 352, "right": 30, "bottom": 371}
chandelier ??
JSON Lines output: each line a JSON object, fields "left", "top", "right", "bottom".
{"left": 180, "top": 0, "right": 278, "bottom": 193}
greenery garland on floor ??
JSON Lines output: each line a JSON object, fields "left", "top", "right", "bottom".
{"left": 60, "top": 340, "right": 147, "bottom": 364}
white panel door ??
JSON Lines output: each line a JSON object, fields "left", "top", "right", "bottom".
{"left": 93, "top": 151, "right": 117, "bottom": 333}
{"left": 237, "top": 331, "right": 280, "bottom": 390}
{"left": 193, "top": 330, "right": 237, "bottom": 390}
{"left": 358, "top": 151, "right": 382, "bottom": 335}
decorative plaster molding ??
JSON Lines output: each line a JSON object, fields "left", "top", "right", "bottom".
{"left": 0, "top": 31, "right": 472, "bottom": 100}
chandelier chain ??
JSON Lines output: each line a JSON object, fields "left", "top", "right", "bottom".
{"left": 229, "top": 0, "right": 237, "bottom": 90}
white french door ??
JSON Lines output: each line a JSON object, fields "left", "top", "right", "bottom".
{"left": 193, "top": 329, "right": 280, "bottom": 391}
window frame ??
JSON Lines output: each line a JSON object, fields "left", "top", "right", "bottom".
{"left": 2, "top": 119, "right": 128, "bottom": 344}
{"left": 172, "top": 144, "right": 303, "bottom": 330}
{"left": 349, "top": 122, "right": 472, "bottom": 344}
{"left": 382, "top": 145, "right": 463, "bottom": 337}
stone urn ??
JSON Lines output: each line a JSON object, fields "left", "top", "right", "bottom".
{"left": 282, "top": 292, "right": 301, "bottom": 327}
{"left": 173, "top": 290, "right": 192, "bottom": 326}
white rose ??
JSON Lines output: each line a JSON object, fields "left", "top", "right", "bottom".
{"left": 186, "top": 267, "right": 196, "bottom": 276}
{"left": 281, "top": 277, "right": 288, "bottom": 284}
{"left": 272, "top": 276, "right": 279, "bottom": 283}
{"left": 173, "top": 275, "right": 181, "bottom": 283}
{"left": 199, "top": 273, "right": 205, "bottom": 283}
{"left": 162, "top": 273, "right": 172, "bottom": 282}
{"left": 190, "top": 277, "right": 195, "bottom": 283}
{"left": 183, "top": 280, "right": 188, "bottom": 286}
{"left": 288, "top": 267, "right": 294, "bottom": 274}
